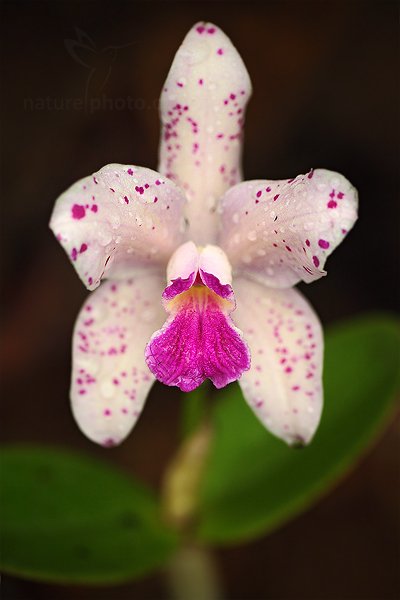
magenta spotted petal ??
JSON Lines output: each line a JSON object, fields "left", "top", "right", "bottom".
{"left": 50, "top": 164, "right": 187, "bottom": 290}
{"left": 159, "top": 22, "right": 252, "bottom": 244}
{"left": 71, "top": 275, "right": 164, "bottom": 446}
{"left": 218, "top": 169, "right": 358, "bottom": 288}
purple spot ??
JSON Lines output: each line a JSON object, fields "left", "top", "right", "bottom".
{"left": 103, "top": 438, "right": 116, "bottom": 448}
{"left": 80, "top": 243, "right": 88, "bottom": 253}
{"left": 72, "top": 204, "right": 86, "bottom": 220}
{"left": 217, "top": 48, "right": 224, "bottom": 55}
{"left": 312, "top": 255, "right": 320, "bottom": 267}
{"left": 318, "top": 239, "right": 330, "bottom": 249}
{"left": 327, "top": 200, "right": 337, "bottom": 209}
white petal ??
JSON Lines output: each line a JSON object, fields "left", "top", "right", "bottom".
{"left": 233, "top": 276, "right": 323, "bottom": 445}
{"left": 71, "top": 275, "right": 164, "bottom": 446}
{"left": 166, "top": 240, "right": 199, "bottom": 284}
{"left": 199, "top": 245, "right": 233, "bottom": 286}
{"left": 158, "top": 22, "right": 252, "bottom": 244}
{"left": 50, "top": 164, "right": 187, "bottom": 290}
{"left": 218, "top": 169, "right": 358, "bottom": 288}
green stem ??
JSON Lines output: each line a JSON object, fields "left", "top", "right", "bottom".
{"left": 166, "top": 544, "right": 223, "bottom": 600}
{"left": 162, "top": 390, "right": 223, "bottom": 599}
{"left": 162, "top": 421, "right": 213, "bottom": 531}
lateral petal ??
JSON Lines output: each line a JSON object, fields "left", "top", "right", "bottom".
{"left": 71, "top": 275, "right": 165, "bottom": 446}
{"left": 218, "top": 169, "right": 358, "bottom": 288}
{"left": 50, "top": 164, "right": 187, "bottom": 290}
{"left": 233, "top": 276, "right": 323, "bottom": 445}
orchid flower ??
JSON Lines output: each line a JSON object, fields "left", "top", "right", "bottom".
{"left": 50, "top": 22, "right": 358, "bottom": 448}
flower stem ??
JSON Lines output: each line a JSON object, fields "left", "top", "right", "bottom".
{"left": 162, "top": 417, "right": 224, "bottom": 598}
{"left": 162, "top": 420, "right": 213, "bottom": 531}
{"left": 166, "top": 544, "right": 223, "bottom": 600}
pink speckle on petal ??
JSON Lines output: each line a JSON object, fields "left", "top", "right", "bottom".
{"left": 217, "top": 48, "right": 224, "bottom": 55}
{"left": 312, "top": 256, "right": 320, "bottom": 267}
{"left": 328, "top": 200, "right": 337, "bottom": 209}
{"left": 318, "top": 239, "right": 330, "bottom": 249}
{"left": 72, "top": 204, "right": 86, "bottom": 220}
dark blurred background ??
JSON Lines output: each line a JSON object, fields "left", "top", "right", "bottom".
{"left": 1, "top": 1, "right": 399, "bottom": 599}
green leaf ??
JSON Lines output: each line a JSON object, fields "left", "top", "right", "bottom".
{"left": 0, "top": 446, "right": 178, "bottom": 584}
{"left": 196, "top": 314, "right": 400, "bottom": 544}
